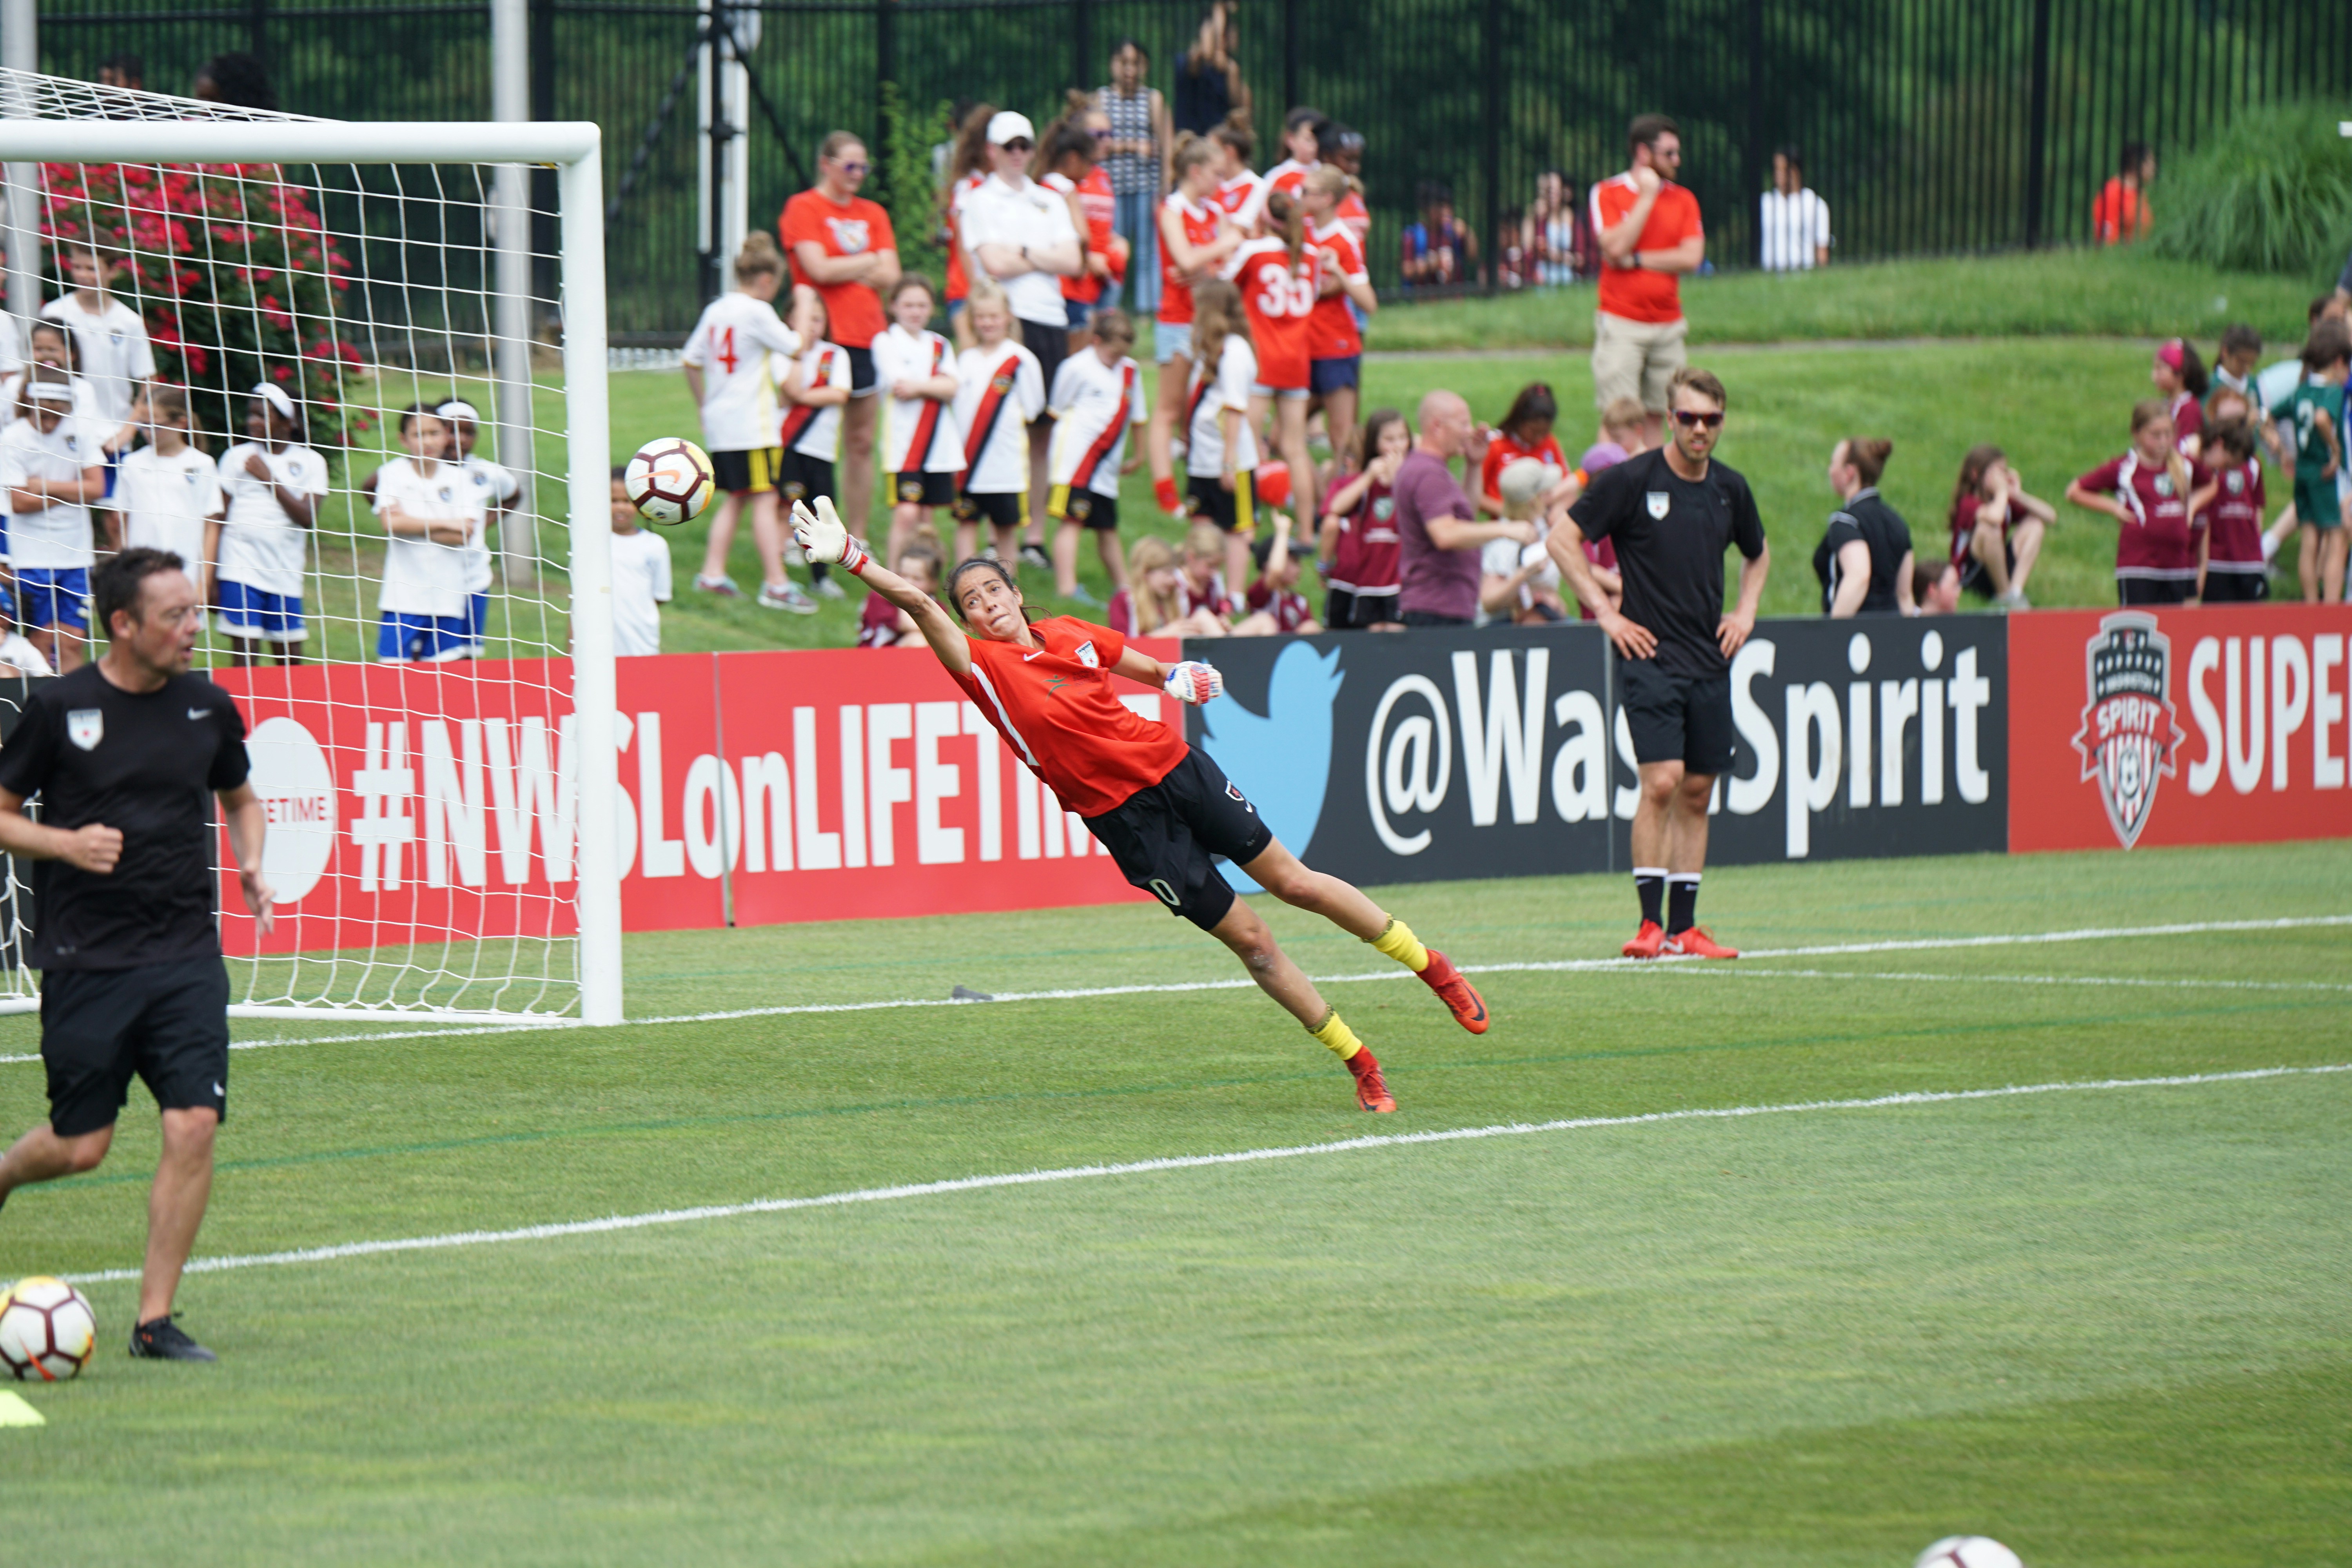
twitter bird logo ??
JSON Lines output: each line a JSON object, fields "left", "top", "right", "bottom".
{"left": 1201, "top": 642, "right": 1345, "bottom": 893}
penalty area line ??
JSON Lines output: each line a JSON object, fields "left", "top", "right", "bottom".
{"left": 62, "top": 1062, "right": 2352, "bottom": 1289}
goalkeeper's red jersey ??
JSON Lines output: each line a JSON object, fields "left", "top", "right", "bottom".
{"left": 953, "top": 615, "right": 1187, "bottom": 816}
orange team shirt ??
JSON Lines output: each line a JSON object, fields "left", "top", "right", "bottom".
{"left": 1266, "top": 159, "right": 1314, "bottom": 200}
{"left": 780, "top": 191, "right": 894, "bottom": 349}
{"left": 1054, "top": 167, "right": 1122, "bottom": 305}
{"left": 952, "top": 615, "right": 1188, "bottom": 818}
{"left": 1480, "top": 429, "right": 1567, "bottom": 508}
{"left": 1337, "top": 189, "right": 1370, "bottom": 246}
{"left": 1232, "top": 239, "right": 1321, "bottom": 388}
{"left": 2092, "top": 178, "right": 2148, "bottom": 245}
{"left": 1589, "top": 174, "right": 1702, "bottom": 325}
{"left": 944, "top": 171, "right": 985, "bottom": 302}
{"left": 1158, "top": 193, "right": 1221, "bottom": 326}
{"left": 1307, "top": 219, "right": 1367, "bottom": 361}
{"left": 1217, "top": 169, "right": 1269, "bottom": 228}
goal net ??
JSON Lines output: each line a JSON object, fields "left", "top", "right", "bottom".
{"left": 0, "top": 70, "right": 622, "bottom": 1024}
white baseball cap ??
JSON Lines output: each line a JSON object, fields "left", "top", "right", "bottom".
{"left": 436, "top": 399, "right": 481, "bottom": 424}
{"left": 986, "top": 111, "right": 1036, "bottom": 147}
{"left": 26, "top": 375, "right": 74, "bottom": 405}
{"left": 251, "top": 380, "right": 296, "bottom": 420}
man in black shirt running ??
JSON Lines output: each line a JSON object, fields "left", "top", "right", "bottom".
{"left": 1552, "top": 365, "right": 1768, "bottom": 958}
{"left": 0, "top": 548, "right": 273, "bottom": 1362}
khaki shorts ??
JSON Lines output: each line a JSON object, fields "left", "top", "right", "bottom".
{"left": 1592, "top": 311, "right": 1688, "bottom": 413}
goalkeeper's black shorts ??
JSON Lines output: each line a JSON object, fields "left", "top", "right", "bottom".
{"left": 1084, "top": 749, "right": 1273, "bottom": 932}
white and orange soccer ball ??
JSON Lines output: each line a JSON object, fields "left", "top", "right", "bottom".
{"left": 0, "top": 1276, "right": 97, "bottom": 1382}
{"left": 623, "top": 436, "right": 716, "bottom": 525}
{"left": 1917, "top": 1538, "right": 2023, "bottom": 1568}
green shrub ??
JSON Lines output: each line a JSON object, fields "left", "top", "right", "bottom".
{"left": 2150, "top": 101, "right": 2352, "bottom": 279}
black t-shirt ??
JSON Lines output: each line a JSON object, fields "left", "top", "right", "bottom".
{"left": 0, "top": 664, "right": 250, "bottom": 970}
{"left": 1569, "top": 446, "right": 1768, "bottom": 678}
{"left": 1813, "top": 488, "right": 1913, "bottom": 614}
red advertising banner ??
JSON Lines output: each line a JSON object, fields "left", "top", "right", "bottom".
{"left": 211, "top": 641, "right": 1178, "bottom": 955}
{"left": 2009, "top": 605, "right": 2352, "bottom": 852}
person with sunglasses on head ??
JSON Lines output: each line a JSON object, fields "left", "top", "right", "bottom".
{"left": 1591, "top": 114, "right": 1705, "bottom": 451}
{"left": 781, "top": 131, "right": 900, "bottom": 553}
{"left": 1550, "top": 366, "right": 1767, "bottom": 962}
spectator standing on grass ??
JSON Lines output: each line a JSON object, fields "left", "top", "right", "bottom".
{"left": 608, "top": 471, "right": 671, "bottom": 657}
{"left": 1096, "top": 40, "right": 1169, "bottom": 318}
{"left": 1592, "top": 115, "right": 1705, "bottom": 448}
{"left": 1302, "top": 166, "right": 1377, "bottom": 481}
{"left": 42, "top": 240, "right": 157, "bottom": 473}
{"left": 1, "top": 368, "right": 104, "bottom": 672}
{"left": 2261, "top": 321, "right": 2349, "bottom": 604}
{"left": 2092, "top": 142, "right": 2156, "bottom": 245}
{"left": 1319, "top": 408, "right": 1409, "bottom": 632}
{"left": 1393, "top": 389, "right": 1535, "bottom": 629}
{"left": 2196, "top": 419, "right": 2270, "bottom": 604}
{"left": 2211, "top": 324, "right": 2262, "bottom": 405}
{"left": 1758, "top": 146, "right": 1829, "bottom": 272}
{"left": 781, "top": 131, "right": 899, "bottom": 563}
{"left": 1479, "top": 381, "right": 1566, "bottom": 516}
{"left": 681, "top": 232, "right": 803, "bottom": 608}
{"left": 1150, "top": 134, "right": 1244, "bottom": 517}
{"left": 1265, "top": 108, "right": 1327, "bottom": 200}
{"left": 2066, "top": 399, "right": 2210, "bottom": 607}
{"left": 1814, "top": 438, "right": 1915, "bottom": 618}
{"left": 116, "top": 386, "right": 221, "bottom": 568}
{"left": 1173, "top": 2, "right": 1250, "bottom": 138}
{"left": 1946, "top": 444, "right": 2053, "bottom": 610}
{"left": 1551, "top": 366, "right": 1767, "bottom": 963}
{"left": 2151, "top": 338, "right": 2207, "bottom": 457}
{"left": 1321, "top": 123, "right": 1372, "bottom": 248}
{"left": 1038, "top": 109, "right": 1127, "bottom": 347}
{"left": 941, "top": 104, "right": 998, "bottom": 351}
{"left": 960, "top": 111, "right": 1084, "bottom": 567}
{"left": 1527, "top": 170, "right": 1593, "bottom": 285}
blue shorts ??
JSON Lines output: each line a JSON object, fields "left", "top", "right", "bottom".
{"left": 102, "top": 450, "right": 122, "bottom": 500}
{"left": 218, "top": 579, "right": 307, "bottom": 643}
{"left": 467, "top": 591, "right": 490, "bottom": 652}
{"left": 1065, "top": 298, "right": 1094, "bottom": 332}
{"left": 946, "top": 298, "right": 967, "bottom": 325}
{"left": 378, "top": 611, "right": 474, "bottom": 663}
{"left": 1155, "top": 320, "right": 1193, "bottom": 365}
{"left": 15, "top": 567, "right": 89, "bottom": 631}
{"left": 1310, "top": 355, "right": 1361, "bottom": 394}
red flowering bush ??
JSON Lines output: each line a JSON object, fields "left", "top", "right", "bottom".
{"left": 41, "top": 160, "right": 365, "bottom": 452}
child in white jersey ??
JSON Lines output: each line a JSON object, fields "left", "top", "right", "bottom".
{"left": 0, "top": 320, "right": 105, "bottom": 431}
{"left": 872, "top": 275, "right": 963, "bottom": 566}
{"left": 373, "top": 403, "right": 476, "bottom": 662}
{"left": 608, "top": 470, "right": 672, "bottom": 657}
{"left": 1045, "top": 305, "right": 1148, "bottom": 603}
{"left": 434, "top": 397, "right": 520, "bottom": 655}
{"left": 40, "top": 243, "right": 156, "bottom": 485}
{"left": 948, "top": 279, "right": 1045, "bottom": 566}
{"left": 681, "top": 234, "right": 804, "bottom": 607}
{"left": 117, "top": 385, "right": 224, "bottom": 572}
{"left": 0, "top": 367, "right": 106, "bottom": 670}
{"left": 777, "top": 288, "right": 855, "bottom": 605}
{"left": 215, "top": 382, "right": 326, "bottom": 666}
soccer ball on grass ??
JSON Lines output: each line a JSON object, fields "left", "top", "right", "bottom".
{"left": 1917, "top": 1538, "right": 2023, "bottom": 1568}
{"left": 0, "top": 1276, "right": 97, "bottom": 1381}
{"left": 624, "top": 437, "right": 716, "bottom": 524}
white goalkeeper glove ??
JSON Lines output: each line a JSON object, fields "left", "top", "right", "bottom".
{"left": 1163, "top": 660, "right": 1225, "bottom": 705}
{"left": 789, "top": 495, "right": 870, "bottom": 576}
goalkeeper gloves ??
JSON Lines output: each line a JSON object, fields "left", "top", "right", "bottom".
{"left": 789, "top": 496, "right": 871, "bottom": 577}
{"left": 1163, "top": 660, "right": 1225, "bottom": 705}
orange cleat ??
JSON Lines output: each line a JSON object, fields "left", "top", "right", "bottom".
{"left": 1347, "top": 1046, "right": 1397, "bottom": 1113}
{"left": 1418, "top": 949, "right": 1490, "bottom": 1034}
{"left": 1664, "top": 926, "right": 1739, "bottom": 959}
{"left": 1622, "top": 920, "right": 1668, "bottom": 959}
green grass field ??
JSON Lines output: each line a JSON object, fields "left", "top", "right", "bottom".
{"left": 3, "top": 843, "right": 2347, "bottom": 1564}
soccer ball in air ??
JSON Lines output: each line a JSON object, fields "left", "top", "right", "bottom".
{"left": 624, "top": 437, "right": 715, "bottom": 524}
{"left": 1917, "top": 1538, "right": 2023, "bottom": 1568}
{"left": 0, "top": 1276, "right": 97, "bottom": 1381}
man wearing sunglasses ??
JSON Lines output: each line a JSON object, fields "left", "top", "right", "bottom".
{"left": 782, "top": 131, "right": 901, "bottom": 564}
{"left": 1552, "top": 366, "right": 1768, "bottom": 962}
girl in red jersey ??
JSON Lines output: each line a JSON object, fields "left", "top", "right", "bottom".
{"left": 1947, "top": 443, "right": 2055, "bottom": 608}
{"left": 789, "top": 494, "right": 1493, "bottom": 1114}
{"left": 1151, "top": 134, "right": 1243, "bottom": 515}
{"left": 1264, "top": 107, "right": 1326, "bottom": 198}
{"left": 1230, "top": 189, "right": 1323, "bottom": 532}
{"left": 1318, "top": 407, "right": 1409, "bottom": 630}
{"left": 1210, "top": 112, "right": 1268, "bottom": 229}
{"left": 1478, "top": 381, "right": 1568, "bottom": 516}
{"left": 2151, "top": 338, "right": 2209, "bottom": 458}
{"left": 2189, "top": 417, "right": 2269, "bottom": 602}
{"left": 2066, "top": 399, "right": 2212, "bottom": 605}
{"left": 1300, "top": 167, "right": 1378, "bottom": 487}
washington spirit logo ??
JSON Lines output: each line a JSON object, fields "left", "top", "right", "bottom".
{"left": 2071, "top": 612, "right": 2179, "bottom": 848}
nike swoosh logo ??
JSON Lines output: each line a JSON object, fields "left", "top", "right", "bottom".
{"left": 187, "top": 708, "right": 208, "bottom": 720}
{"left": 212, "top": 1082, "right": 225, "bottom": 1096}
{"left": 1024, "top": 650, "right": 1044, "bottom": 661}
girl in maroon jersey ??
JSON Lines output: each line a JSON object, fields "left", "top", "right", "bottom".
{"left": 788, "top": 495, "right": 1494, "bottom": 1114}
{"left": 1317, "top": 407, "right": 1408, "bottom": 630}
{"left": 2066, "top": 400, "right": 2212, "bottom": 606}
{"left": 2192, "top": 418, "right": 2269, "bottom": 602}
{"left": 2151, "top": 338, "right": 2208, "bottom": 457}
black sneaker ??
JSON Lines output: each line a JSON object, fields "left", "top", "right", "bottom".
{"left": 129, "top": 1314, "right": 217, "bottom": 1362}
{"left": 1018, "top": 543, "right": 1052, "bottom": 572}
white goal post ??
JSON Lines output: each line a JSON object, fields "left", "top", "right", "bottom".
{"left": 0, "top": 81, "right": 623, "bottom": 1027}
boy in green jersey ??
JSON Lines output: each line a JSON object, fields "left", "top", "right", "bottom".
{"left": 2267, "top": 318, "right": 2349, "bottom": 603}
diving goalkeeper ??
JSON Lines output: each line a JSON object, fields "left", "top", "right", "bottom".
{"left": 793, "top": 497, "right": 1490, "bottom": 1113}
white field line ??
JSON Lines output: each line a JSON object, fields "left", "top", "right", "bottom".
{"left": 1, "top": 910, "right": 2346, "bottom": 1066}
{"left": 63, "top": 1063, "right": 2351, "bottom": 1289}
{"left": 1634, "top": 966, "right": 2352, "bottom": 997}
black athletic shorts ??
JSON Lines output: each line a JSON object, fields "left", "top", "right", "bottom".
{"left": 1401, "top": 610, "right": 1471, "bottom": 628}
{"left": 895, "top": 470, "right": 956, "bottom": 508}
{"left": 1085, "top": 749, "right": 1274, "bottom": 932}
{"left": 1955, "top": 540, "right": 2017, "bottom": 599}
{"left": 1323, "top": 588, "right": 1400, "bottom": 630}
{"left": 1620, "top": 659, "right": 1737, "bottom": 776}
{"left": 42, "top": 955, "right": 231, "bottom": 1138}
{"left": 1052, "top": 486, "right": 1119, "bottom": 532}
{"left": 2200, "top": 570, "right": 2269, "bottom": 603}
{"left": 710, "top": 446, "right": 782, "bottom": 497}
{"left": 1187, "top": 472, "right": 1256, "bottom": 534}
{"left": 1021, "top": 320, "right": 1072, "bottom": 402}
{"left": 843, "top": 344, "right": 879, "bottom": 397}
{"left": 2118, "top": 576, "right": 2194, "bottom": 607}
{"left": 777, "top": 449, "right": 835, "bottom": 506}
{"left": 954, "top": 490, "right": 1024, "bottom": 531}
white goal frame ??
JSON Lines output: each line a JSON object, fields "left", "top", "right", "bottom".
{"left": 0, "top": 116, "right": 624, "bottom": 1027}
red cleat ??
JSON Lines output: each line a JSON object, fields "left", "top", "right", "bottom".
{"left": 1622, "top": 920, "right": 1668, "bottom": 959}
{"left": 1346, "top": 1047, "right": 1396, "bottom": 1113}
{"left": 1664, "top": 926, "right": 1739, "bottom": 959}
{"left": 1418, "top": 948, "right": 1490, "bottom": 1034}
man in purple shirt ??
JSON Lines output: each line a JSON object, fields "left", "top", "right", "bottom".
{"left": 1394, "top": 390, "right": 1537, "bottom": 625}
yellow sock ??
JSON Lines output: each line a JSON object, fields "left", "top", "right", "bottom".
{"left": 1309, "top": 1007, "right": 1363, "bottom": 1061}
{"left": 1368, "top": 916, "right": 1430, "bottom": 973}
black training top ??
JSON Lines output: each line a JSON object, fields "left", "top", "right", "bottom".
{"left": 1813, "top": 487, "right": 1914, "bottom": 615}
{"left": 1570, "top": 446, "right": 1768, "bottom": 678}
{"left": 0, "top": 664, "right": 250, "bottom": 970}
